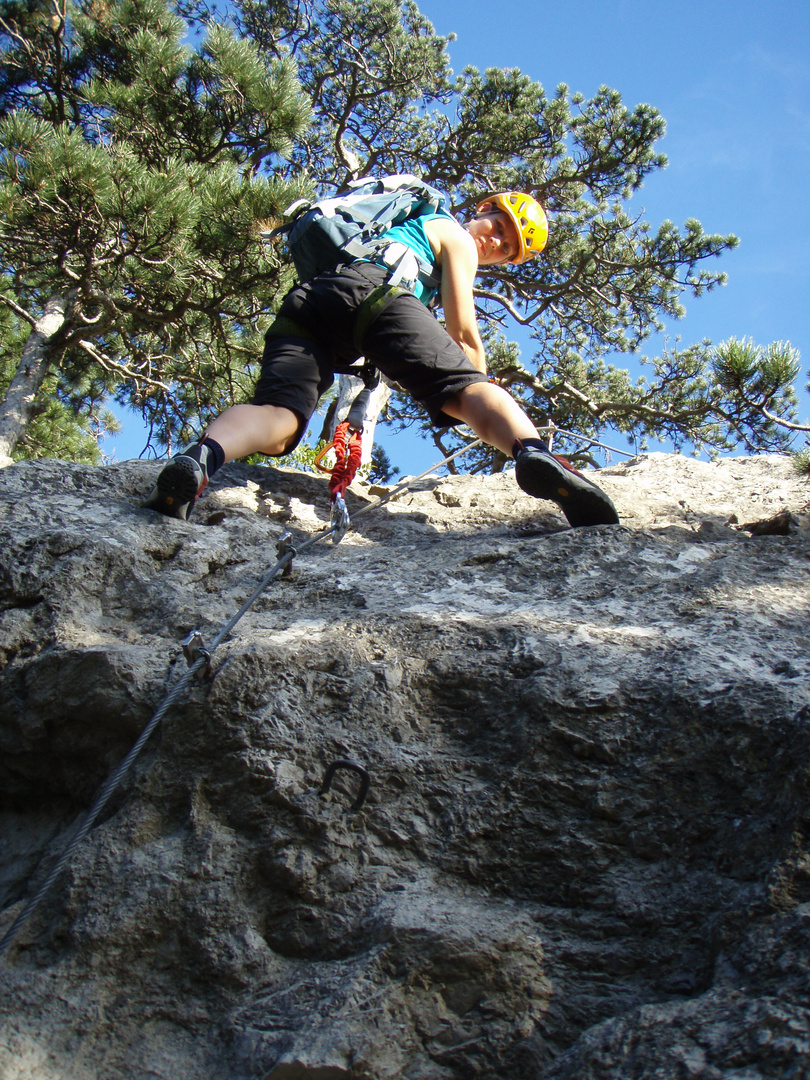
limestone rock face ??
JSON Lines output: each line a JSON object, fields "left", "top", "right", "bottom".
{"left": 0, "top": 452, "right": 808, "bottom": 1080}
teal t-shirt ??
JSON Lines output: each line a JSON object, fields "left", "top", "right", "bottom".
{"left": 381, "top": 209, "right": 454, "bottom": 305}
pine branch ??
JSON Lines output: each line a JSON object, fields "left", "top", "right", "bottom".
{"left": 0, "top": 294, "right": 38, "bottom": 329}
{"left": 762, "top": 408, "right": 810, "bottom": 434}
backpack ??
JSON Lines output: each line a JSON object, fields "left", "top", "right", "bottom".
{"left": 265, "top": 174, "right": 451, "bottom": 292}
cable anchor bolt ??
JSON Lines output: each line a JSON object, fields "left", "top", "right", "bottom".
{"left": 276, "top": 531, "right": 297, "bottom": 576}
{"left": 181, "top": 630, "right": 213, "bottom": 679}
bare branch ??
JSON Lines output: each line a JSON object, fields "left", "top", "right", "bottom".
{"left": 0, "top": 294, "right": 38, "bottom": 329}
{"left": 762, "top": 407, "right": 810, "bottom": 434}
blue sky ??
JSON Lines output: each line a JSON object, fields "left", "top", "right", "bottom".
{"left": 103, "top": 0, "right": 810, "bottom": 471}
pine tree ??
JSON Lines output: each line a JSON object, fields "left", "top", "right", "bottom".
{"left": 0, "top": 0, "right": 310, "bottom": 461}
{"left": 3, "top": 0, "right": 804, "bottom": 466}
{"left": 368, "top": 443, "right": 399, "bottom": 485}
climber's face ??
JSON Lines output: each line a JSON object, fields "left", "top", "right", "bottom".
{"left": 466, "top": 207, "right": 521, "bottom": 265}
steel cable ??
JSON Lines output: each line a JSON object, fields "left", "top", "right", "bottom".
{"left": 0, "top": 442, "right": 484, "bottom": 958}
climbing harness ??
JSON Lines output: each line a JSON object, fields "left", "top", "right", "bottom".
{"left": 0, "top": 438, "right": 484, "bottom": 959}
{"left": 352, "top": 283, "right": 406, "bottom": 351}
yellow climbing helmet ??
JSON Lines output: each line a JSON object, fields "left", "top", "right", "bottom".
{"left": 478, "top": 191, "right": 548, "bottom": 264}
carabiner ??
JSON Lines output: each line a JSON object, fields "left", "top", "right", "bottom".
{"left": 314, "top": 438, "right": 337, "bottom": 474}
{"left": 330, "top": 494, "right": 351, "bottom": 545}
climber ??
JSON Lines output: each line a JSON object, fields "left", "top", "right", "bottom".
{"left": 145, "top": 189, "right": 619, "bottom": 529}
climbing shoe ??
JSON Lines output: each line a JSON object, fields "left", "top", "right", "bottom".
{"left": 143, "top": 442, "right": 216, "bottom": 521}
{"left": 513, "top": 439, "right": 619, "bottom": 528}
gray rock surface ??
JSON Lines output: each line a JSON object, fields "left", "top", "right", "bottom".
{"left": 0, "top": 452, "right": 808, "bottom": 1079}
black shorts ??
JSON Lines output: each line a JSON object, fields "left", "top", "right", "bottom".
{"left": 251, "top": 262, "right": 488, "bottom": 451}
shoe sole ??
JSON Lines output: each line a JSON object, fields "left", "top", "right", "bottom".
{"left": 516, "top": 454, "right": 619, "bottom": 528}
{"left": 144, "top": 458, "right": 205, "bottom": 520}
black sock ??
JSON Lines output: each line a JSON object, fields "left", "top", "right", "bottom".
{"left": 201, "top": 437, "right": 226, "bottom": 475}
{"left": 182, "top": 437, "right": 226, "bottom": 476}
{"left": 512, "top": 437, "right": 549, "bottom": 458}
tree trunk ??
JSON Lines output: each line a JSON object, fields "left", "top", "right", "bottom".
{"left": 0, "top": 294, "right": 72, "bottom": 466}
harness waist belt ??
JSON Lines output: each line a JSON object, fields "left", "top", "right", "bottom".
{"left": 265, "top": 315, "right": 317, "bottom": 341}
{"left": 352, "top": 283, "right": 405, "bottom": 352}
